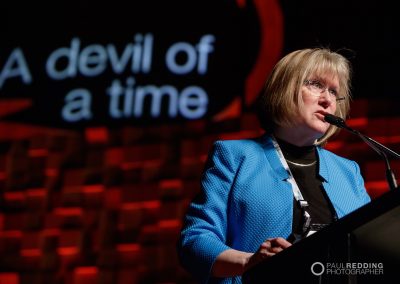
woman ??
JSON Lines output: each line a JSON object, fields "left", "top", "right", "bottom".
{"left": 177, "top": 48, "right": 371, "bottom": 283}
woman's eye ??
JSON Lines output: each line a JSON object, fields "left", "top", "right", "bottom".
{"left": 329, "top": 89, "right": 337, "bottom": 96}
{"left": 312, "top": 81, "right": 323, "bottom": 88}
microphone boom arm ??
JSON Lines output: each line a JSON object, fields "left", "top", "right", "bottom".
{"left": 343, "top": 125, "right": 400, "bottom": 160}
{"left": 325, "top": 114, "right": 399, "bottom": 191}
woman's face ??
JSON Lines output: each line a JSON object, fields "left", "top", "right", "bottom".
{"left": 295, "top": 75, "right": 339, "bottom": 142}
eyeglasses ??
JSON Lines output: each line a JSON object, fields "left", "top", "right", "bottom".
{"left": 304, "top": 79, "right": 345, "bottom": 102}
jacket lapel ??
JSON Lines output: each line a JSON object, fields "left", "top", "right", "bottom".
{"left": 259, "top": 134, "right": 290, "bottom": 181}
{"left": 317, "top": 147, "right": 330, "bottom": 182}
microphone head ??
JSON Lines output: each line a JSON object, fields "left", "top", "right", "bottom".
{"left": 324, "top": 113, "right": 347, "bottom": 128}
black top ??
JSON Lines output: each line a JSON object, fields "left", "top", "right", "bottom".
{"left": 276, "top": 138, "right": 336, "bottom": 237}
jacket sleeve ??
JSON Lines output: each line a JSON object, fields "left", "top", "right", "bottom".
{"left": 177, "top": 140, "right": 239, "bottom": 283}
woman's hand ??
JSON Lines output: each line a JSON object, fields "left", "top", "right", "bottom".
{"left": 245, "top": 237, "right": 292, "bottom": 271}
{"left": 211, "top": 237, "right": 292, "bottom": 277}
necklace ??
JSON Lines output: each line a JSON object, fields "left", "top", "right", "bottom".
{"left": 286, "top": 159, "right": 316, "bottom": 167}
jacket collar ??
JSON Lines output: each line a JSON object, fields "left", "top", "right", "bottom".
{"left": 260, "top": 133, "right": 330, "bottom": 182}
{"left": 260, "top": 134, "right": 289, "bottom": 181}
{"left": 316, "top": 147, "right": 330, "bottom": 182}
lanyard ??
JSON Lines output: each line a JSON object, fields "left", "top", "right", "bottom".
{"left": 271, "top": 135, "right": 312, "bottom": 235}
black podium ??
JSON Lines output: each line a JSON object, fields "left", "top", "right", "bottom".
{"left": 243, "top": 188, "right": 400, "bottom": 284}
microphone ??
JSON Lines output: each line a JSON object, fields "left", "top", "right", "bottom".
{"left": 324, "top": 113, "right": 348, "bottom": 130}
{"left": 324, "top": 113, "right": 400, "bottom": 191}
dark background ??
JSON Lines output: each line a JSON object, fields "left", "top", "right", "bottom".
{"left": 1, "top": 1, "right": 399, "bottom": 283}
{"left": 280, "top": 1, "right": 399, "bottom": 106}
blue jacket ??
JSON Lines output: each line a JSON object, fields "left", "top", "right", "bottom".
{"left": 178, "top": 134, "right": 371, "bottom": 283}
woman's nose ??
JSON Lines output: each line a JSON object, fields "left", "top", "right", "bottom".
{"left": 318, "top": 91, "right": 334, "bottom": 107}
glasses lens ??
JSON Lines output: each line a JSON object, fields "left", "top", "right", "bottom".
{"left": 305, "top": 80, "right": 323, "bottom": 94}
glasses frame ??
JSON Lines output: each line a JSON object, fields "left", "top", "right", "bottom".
{"left": 304, "top": 79, "right": 345, "bottom": 102}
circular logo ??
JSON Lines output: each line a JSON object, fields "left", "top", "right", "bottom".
{"left": 311, "top": 262, "right": 325, "bottom": 276}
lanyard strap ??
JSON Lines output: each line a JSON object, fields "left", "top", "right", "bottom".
{"left": 271, "top": 135, "right": 306, "bottom": 202}
{"left": 271, "top": 135, "right": 312, "bottom": 234}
